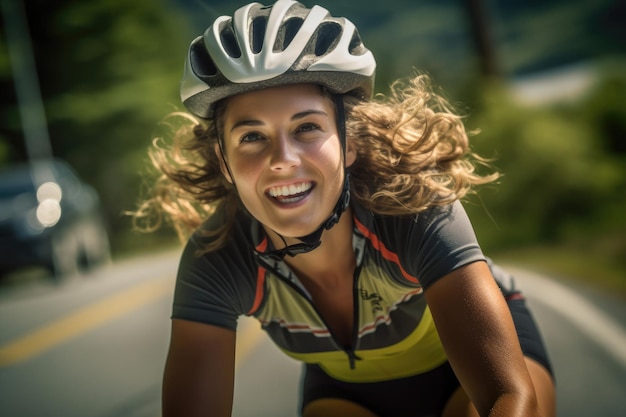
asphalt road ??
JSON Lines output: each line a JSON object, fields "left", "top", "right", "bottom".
{"left": 0, "top": 251, "right": 624, "bottom": 417}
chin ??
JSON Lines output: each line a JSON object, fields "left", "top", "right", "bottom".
{"left": 267, "top": 219, "right": 324, "bottom": 240}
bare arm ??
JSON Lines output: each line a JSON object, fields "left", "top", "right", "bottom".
{"left": 424, "top": 261, "right": 541, "bottom": 417}
{"left": 162, "top": 319, "right": 237, "bottom": 417}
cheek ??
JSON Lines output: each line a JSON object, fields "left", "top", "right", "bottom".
{"left": 229, "top": 157, "right": 264, "bottom": 193}
{"left": 317, "top": 140, "right": 344, "bottom": 172}
{"left": 230, "top": 161, "right": 253, "bottom": 183}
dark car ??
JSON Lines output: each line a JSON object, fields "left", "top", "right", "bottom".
{"left": 0, "top": 159, "right": 111, "bottom": 281}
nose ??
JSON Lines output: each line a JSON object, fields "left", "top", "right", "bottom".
{"left": 269, "top": 135, "right": 300, "bottom": 171}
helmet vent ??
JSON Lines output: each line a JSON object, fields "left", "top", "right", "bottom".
{"left": 251, "top": 16, "right": 267, "bottom": 53}
{"left": 220, "top": 24, "right": 242, "bottom": 58}
{"left": 181, "top": 2, "right": 377, "bottom": 117}
{"left": 274, "top": 17, "right": 304, "bottom": 52}
{"left": 348, "top": 30, "right": 366, "bottom": 55}
{"left": 314, "top": 22, "right": 342, "bottom": 56}
{"left": 191, "top": 40, "right": 217, "bottom": 77}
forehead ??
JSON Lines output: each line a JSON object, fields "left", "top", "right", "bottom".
{"left": 223, "top": 84, "right": 334, "bottom": 121}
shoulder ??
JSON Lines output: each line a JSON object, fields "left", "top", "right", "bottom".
{"left": 412, "top": 201, "right": 486, "bottom": 287}
{"left": 173, "top": 208, "right": 260, "bottom": 328}
{"left": 185, "top": 207, "right": 254, "bottom": 259}
{"left": 353, "top": 200, "right": 469, "bottom": 244}
{"left": 354, "top": 201, "right": 485, "bottom": 288}
{"left": 180, "top": 207, "right": 257, "bottom": 284}
{"left": 414, "top": 200, "right": 473, "bottom": 232}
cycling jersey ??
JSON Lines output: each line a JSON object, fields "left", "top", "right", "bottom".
{"left": 172, "top": 200, "right": 487, "bottom": 382}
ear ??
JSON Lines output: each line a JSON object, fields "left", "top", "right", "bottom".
{"left": 345, "top": 138, "right": 357, "bottom": 168}
{"left": 214, "top": 143, "right": 233, "bottom": 183}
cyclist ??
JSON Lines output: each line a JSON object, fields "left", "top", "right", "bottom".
{"left": 136, "top": 1, "right": 556, "bottom": 416}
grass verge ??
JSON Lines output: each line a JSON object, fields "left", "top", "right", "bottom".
{"left": 493, "top": 245, "right": 626, "bottom": 300}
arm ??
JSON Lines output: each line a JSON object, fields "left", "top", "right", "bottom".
{"left": 424, "top": 261, "right": 541, "bottom": 417}
{"left": 162, "top": 319, "right": 237, "bottom": 417}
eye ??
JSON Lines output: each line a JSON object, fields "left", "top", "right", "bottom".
{"left": 240, "top": 132, "right": 265, "bottom": 143}
{"left": 296, "top": 123, "right": 320, "bottom": 134}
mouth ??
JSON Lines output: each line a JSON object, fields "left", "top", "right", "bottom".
{"left": 267, "top": 182, "right": 314, "bottom": 205}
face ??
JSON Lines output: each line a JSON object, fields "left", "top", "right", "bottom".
{"left": 218, "top": 84, "right": 355, "bottom": 239}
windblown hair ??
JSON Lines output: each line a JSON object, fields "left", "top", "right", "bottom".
{"left": 132, "top": 74, "right": 498, "bottom": 252}
{"left": 347, "top": 75, "right": 498, "bottom": 214}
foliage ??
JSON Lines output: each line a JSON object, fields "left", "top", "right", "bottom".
{"left": 1, "top": 0, "right": 623, "bottom": 266}
{"left": 1, "top": 0, "right": 192, "bottom": 254}
{"left": 464, "top": 61, "right": 626, "bottom": 271}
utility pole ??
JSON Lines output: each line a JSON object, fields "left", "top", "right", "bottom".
{"left": 463, "top": 0, "right": 499, "bottom": 78}
{"left": 1, "top": 0, "right": 54, "bottom": 164}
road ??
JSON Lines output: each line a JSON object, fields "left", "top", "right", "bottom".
{"left": 0, "top": 250, "right": 625, "bottom": 417}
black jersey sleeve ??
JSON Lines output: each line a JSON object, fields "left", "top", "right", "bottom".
{"left": 170, "top": 213, "right": 259, "bottom": 330}
{"left": 406, "top": 200, "right": 486, "bottom": 289}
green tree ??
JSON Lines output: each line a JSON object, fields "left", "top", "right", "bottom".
{"left": 1, "top": 0, "right": 192, "bottom": 253}
{"left": 464, "top": 66, "right": 626, "bottom": 268}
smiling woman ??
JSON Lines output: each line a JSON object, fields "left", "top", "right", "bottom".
{"left": 132, "top": 1, "right": 555, "bottom": 417}
{"left": 217, "top": 84, "right": 349, "bottom": 241}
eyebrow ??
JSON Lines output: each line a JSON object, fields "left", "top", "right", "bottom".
{"left": 229, "top": 109, "right": 329, "bottom": 133}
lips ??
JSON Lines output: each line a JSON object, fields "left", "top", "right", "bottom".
{"left": 267, "top": 182, "right": 313, "bottom": 204}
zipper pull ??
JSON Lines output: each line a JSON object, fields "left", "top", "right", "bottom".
{"left": 346, "top": 348, "right": 362, "bottom": 370}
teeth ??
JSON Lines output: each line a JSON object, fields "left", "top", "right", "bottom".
{"left": 268, "top": 182, "right": 312, "bottom": 198}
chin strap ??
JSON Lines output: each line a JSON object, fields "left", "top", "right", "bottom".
{"left": 260, "top": 94, "right": 350, "bottom": 260}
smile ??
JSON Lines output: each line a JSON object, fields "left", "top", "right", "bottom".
{"left": 267, "top": 182, "right": 314, "bottom": 204}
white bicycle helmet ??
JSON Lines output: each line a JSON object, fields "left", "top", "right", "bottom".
{"left": 180, "top": 0, "right": 376, "bottom": 118}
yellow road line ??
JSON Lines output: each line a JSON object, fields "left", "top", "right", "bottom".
{"left": 0, "top": 279, "right": 172, "bottom": 367}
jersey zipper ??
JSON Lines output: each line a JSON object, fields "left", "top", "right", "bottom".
{"left": 257, "top": 256, "right": 364, "bottom": 370}
{"left": 346, "top": 263, "right": 363, "bottom": 369}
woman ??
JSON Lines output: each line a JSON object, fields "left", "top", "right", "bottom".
{"left": 136, "top": 1, "right": 556, "bottom": 416}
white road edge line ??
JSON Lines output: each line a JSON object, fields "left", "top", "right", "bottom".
{"left": 506, "top": 266, "right": 626, "bottom": 369}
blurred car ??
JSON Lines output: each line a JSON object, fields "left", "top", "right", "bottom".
{"left": 0, "top": 159, "right": 111, "bottom": 281}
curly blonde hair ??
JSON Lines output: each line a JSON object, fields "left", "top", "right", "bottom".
{"left": 133, "top": 74, "right": 498, "bottom": 252}
{"left": 347, "top": 75, "right": 497, "bottom": 214}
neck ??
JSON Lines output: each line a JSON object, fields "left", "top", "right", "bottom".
{"left": 265, "top": 207, "right": 355, "bottom": 282}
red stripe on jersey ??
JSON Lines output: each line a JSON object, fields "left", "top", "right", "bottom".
{"left": 354, "top": 218, "right": 420, "bottom": 284}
